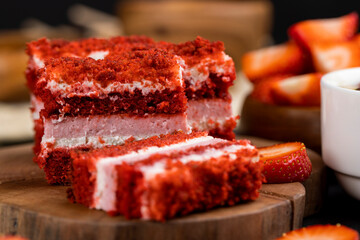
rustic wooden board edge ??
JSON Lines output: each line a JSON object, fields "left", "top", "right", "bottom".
{"left": 0, "top": 142, "right": 306, "bottom": 240}
{"left": 0, "top": 178, "right": 303, "bottom": 240}
{"left": 239, "top": 135, "right": 327, "bottom": 217}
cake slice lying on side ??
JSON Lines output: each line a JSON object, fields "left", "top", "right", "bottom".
{"left": 69, "top": 131, "right": 263, "bottom": 221}
{"left": 27, "top": 46, "right": 189, "bottom": 184}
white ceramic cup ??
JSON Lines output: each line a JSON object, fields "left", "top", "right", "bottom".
{"left": 321, "top": 67, "right": 360, "bottom": 200}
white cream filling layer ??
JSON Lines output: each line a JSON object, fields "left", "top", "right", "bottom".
{"left": 41, "top": 135, "right": 154, "bottom": 149}
{"left": 33, "top": 55, "right": 45, "bottom": 69}
{"left": 41, "top": 113, "right": 190, "bottom": 148}
{"left": 43, "top": 77, "right": 176, "bottom": 98}
{"left": 93, "top": 136, "right": 224, "bottom": 211}
{"left": 183, "top": 52, "right": 233, "bottom": 90}
{"left": 187, "top": 117, "right": 233, "bottom": 132}
{"left": 30, "top": 94, "right": 44, "bottom": 120}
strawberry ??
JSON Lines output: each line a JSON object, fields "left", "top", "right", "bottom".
{"left": 271, "top": 73, "right": 323, "bottom": 106}
{"left": 251, "top": 75, "right": 293, "bottom": 105}
{"left": 242, "top": 42, "right": 307, "bottom": 83}
{"left": 355, "top": 34, "right": 360, "bottom": 46}
{"left": 310, "top": 40, "right": 360, "bottom": 73}
{"left": 259, "top": 142, "right": 312, "bottom": 183}
{"left": 289, "top": 12, "right": 359, "bottom": 52}
{"left": 276, "top": 224, "right": 359, "bottom": 240}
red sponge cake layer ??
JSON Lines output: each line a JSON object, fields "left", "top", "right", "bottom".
{"left": 69, "top": 132, "right": 263, "bottom": 221}
{"left": 34, "top": 49, "right": 185, "bottom": 118}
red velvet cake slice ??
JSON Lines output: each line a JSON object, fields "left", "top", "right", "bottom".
{"left": 26, "top": 36, "right": 238, "bottom": 184}
{"left": 69, "top": 131, "right": 263, "bottom": 221}
{"left": 165, "top": 37, "right": 238, "bottom": 139}
{"left": 27, "top": 43, "right": 189, "bottom": 184}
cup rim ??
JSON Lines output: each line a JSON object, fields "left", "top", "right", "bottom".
{"left": 321, "top": 67, "right": 360, "bottom": 94}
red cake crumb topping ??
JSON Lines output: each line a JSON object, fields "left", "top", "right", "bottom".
{"left": 164, "top": 36, "right": 225, "bottom": 66}
{"left": 112, "top": 142, "right": 262, "bottom": 221}
{"left": 37, "top": 49, "right": 181, "bottom": 90}
{"left": 26, "top": 36, "right": 155, "bottom": 60}
{"left": 43, "top": 146, "right": 90, "bottom": 184}
{"left": 144, "top": 157, "right": 262, "bottom": 221}
{"left": 27, "top": 36, "right": 236, "bottom": 101}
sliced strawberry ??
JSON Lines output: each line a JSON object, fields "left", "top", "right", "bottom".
{"left": 242, "top": 42, "right": 307, "bottom": 83}
{"left": 355, "top": 34, "right": 360, "bottom": 46}
{"left": 310, "top": 40, "right": 360, "bottom": 73}
{"left": 271, "top": 73, "right": 322, "bottom": 106}
{"left": 259, "top": 142, "right": 312, "bottom": 183}
{"left": 251, "top": 75, "right": 293, "bottom": 105}
{"left": 289, "top": 12, "right": 359, "bottom": 52}
{"left": 276, "top": 224, "right": 359, "bottom": 240}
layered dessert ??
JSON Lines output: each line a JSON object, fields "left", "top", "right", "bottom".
{"left": 27, "top": 36, "right": 157, "bottom": 159}
{"left": 26, "top": 36, "right": 237, "bottom": 184}
{"left": 27, "top": 43, "right": 189, "bottom": 184}
{"left": 69, "top": 131, "right": 263, "bottom": 221}
{"left": 164, "top": 37, "right": 237, "bottom": 139}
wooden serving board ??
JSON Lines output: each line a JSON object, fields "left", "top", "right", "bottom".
{"left": 0, "top": 137, "right": 325, "bottom": 240}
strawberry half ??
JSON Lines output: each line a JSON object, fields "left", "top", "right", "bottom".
{"left": 242, "top": 42, "right": 307, "bottom": 83}
{"left": 355, "top": 34, "right": 360, "bottom": 46}
{"left": 259, "top": 142, "right": 312, "bottom": 183}
{"left": 289, "top": 12, "right": 359, "bottom": 52}
{"left": 251, "top": 75, "right": 293, "bottom": 105}
{"left": 276, "top": 224, "right": 359, "bottom": 240}
{"left": 271, "top": 73, "right": 323, "bottom": 106}
{"left": 310, "top": 40, "right": 360, "bottom": 73}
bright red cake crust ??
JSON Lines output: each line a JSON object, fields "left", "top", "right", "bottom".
{"left": 69, "top": 132, "right": 263, "bottom": 221}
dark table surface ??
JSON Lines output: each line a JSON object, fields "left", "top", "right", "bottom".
{"left": 303, "top": 169, "right": 360, "bottom": 231}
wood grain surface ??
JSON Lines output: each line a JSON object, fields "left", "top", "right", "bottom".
{"left": 0, "top": 136, "right": 325, "bottom": 240}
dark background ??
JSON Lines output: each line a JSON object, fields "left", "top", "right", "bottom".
{"left": 1, "top": 0, "right": 360, "bottom": 44}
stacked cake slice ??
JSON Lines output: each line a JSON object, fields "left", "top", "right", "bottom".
{"left": 69, "top": 131, "right": 263, "bottom": 221}
{"left": 27, "top": 38, "right": 189, "bottom": 184}
{"left": 26, "top": 36, "right": 237, "bottom": 184}
{"left": 163, "top": 38, "right": 237, "bottom": 139}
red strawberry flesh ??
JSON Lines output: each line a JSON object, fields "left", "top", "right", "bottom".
{"left": 276, "top": 224, "right": 359, "bottom": 240}
{"left": 259, "top": 142, "right": 312, "bottom": 183}
{"left": 289, "top": 12, "right": 359, "bottom": 52}
{"left": 241, "top": 42, "right": 307, "bottom": 83}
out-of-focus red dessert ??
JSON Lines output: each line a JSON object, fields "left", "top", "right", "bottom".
{"left": 69, "top": 131, "right": 263, "bottom": 221}
{"left": 26, "top": 36, "right": 237, "bottom": 184}
{"left": 242, "top": 12, "right": 360, "bottom": 107}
